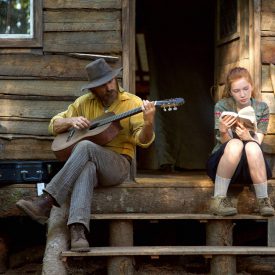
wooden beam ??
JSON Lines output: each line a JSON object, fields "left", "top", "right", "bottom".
{"left": 251, "top": 0, "right": 261, "bottom": 99}
{"left": 122, "top": 0, "right": 135, "bottom": 94}
{"left": 61, "top": 246, "right": 275, "bottom": 257}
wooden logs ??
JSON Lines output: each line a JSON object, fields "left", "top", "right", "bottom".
{"left": 206, "top": 220, "right": 236, "bottom": 275}
{"left": 107, "top": 220, "right": 134, "bottom": 275}
{"left": 42, "top": 203, "right": 70, "bottom": 275}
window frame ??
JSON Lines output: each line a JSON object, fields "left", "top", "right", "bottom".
{"left": 216, "top": 0, "right": 240, "bottom": 46}
{"left": 0, "top": 0, "right": 42, "bottom": 48}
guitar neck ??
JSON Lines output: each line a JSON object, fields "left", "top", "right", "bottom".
{"left": 90, "top": 107, "right": 142, "bottom": 128}
{"left": 89, "top": 98, "right": 184, "bottom": 129}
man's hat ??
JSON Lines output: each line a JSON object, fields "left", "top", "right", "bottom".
{"left": 81, "top": 58, "right": 122, "bottom": 91}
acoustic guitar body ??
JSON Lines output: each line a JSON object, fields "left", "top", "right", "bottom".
{"left": 51, "top": 112, "right": 122, "bottom": 161}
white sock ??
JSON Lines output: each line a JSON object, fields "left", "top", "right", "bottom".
{"left": 214, "top": 175, "right": 231, "bottom": 197}
{"left": 253, "top": 182, "right": 268, "bottom": 199}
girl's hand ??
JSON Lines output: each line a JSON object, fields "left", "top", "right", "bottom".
{"left": 219, "top": 115, "right": 237, "bottom": 133}
{"left": 234, "top": 122, "right": 253, "bottom": 141}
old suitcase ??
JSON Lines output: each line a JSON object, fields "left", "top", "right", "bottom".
{"left": 0, "top": 160, "right": 64, "bottom": 184}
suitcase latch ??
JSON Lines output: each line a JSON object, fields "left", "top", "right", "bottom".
{"left": 21, "top": 170, "right": 43, "bottom": 181}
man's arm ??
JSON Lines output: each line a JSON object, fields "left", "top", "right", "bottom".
{"left": 53, "top": 116, "right": 90, "bottom": 134}
{"left": 138, "top": 100, "right": 156, "bottom": 144}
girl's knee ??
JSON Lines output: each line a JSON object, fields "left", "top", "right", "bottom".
{"left": 245, "top": 141, "right": 262, "bottom": 158}
{"left": 224, "top": 139, "right": 243, "bottom": 155}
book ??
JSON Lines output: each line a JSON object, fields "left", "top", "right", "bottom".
{"left": 220, "top": 106, "right": 257, "bottom": 133}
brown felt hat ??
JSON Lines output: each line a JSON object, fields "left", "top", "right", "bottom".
{"left": 81, "top": 58, "right": 122, "bottom": 91}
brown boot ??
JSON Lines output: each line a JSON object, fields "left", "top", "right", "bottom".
{"left": 16, "top": 193, "right": 54, "bottom": 224}
{"left": 257, "top": 197, "right": 275, "bottom": 217}
{"left": 209, "top": 196, "right": 238, "bottom": 216}
{"left": 70, "top": 223, "right": 90, "bottom": 252}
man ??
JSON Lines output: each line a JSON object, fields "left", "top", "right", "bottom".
{"left": 16, "top": 58, "right": 156, "bottom": 251}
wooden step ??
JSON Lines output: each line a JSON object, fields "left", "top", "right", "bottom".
{"left": 61, "top": 246, "right": 275, "bottom": 257}
{"left": 90, "top": 213, "right": 271, "bottom": 220}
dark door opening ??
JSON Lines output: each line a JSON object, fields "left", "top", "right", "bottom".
{"left": 136, "top": 0, "right": 215, "bottom": 171}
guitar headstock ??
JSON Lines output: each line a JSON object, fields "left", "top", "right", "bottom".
{"left": 154, "top": 98, "right": 185, "bottom": 111}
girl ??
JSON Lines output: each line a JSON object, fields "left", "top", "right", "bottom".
{"left": 207, "top": 67, "right": 274, "bottom": 217}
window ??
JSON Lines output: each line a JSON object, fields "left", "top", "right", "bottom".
{"left": 217, "top": 0, "right": 240, "bottom": 45}
{"left": 0, "top": 0, "right": 42, "bottom": 47}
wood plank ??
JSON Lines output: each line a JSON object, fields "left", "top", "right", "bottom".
{"left": 44, "top": 10, "right": 120, "bottom": 31}
{"left": 262, "top": 12, "right": 275, "bottom": 31}
{"left": 44, "top": 32, "right": 122, "bottom": 53}
{"left": 61, "top": 246, "right": 275, "bottom": 257}
{"left": 261, "top": 37, "right": 275, "bottom": 64}
{"left": 267, "top": 115, "right": 275, "bottom": 133}
{"left": 261, "top": 0, "right": 275, "bottom": 12}
{"left": 271, "top": 63, "right": 275, "bottom": 93}
{"left": 217, "top": 40, "right": 240, "bottom": 66}
{"left": 1, "top": 176, "right": 275, "bottom": 217}
{"left": 0, "top": 120, "right": 50, "bottom": 136}
{"left": 262, "top": 135, "right": 275, "bottom": 154}
{"left": 261, "top": 30, "right": 275, "bottom": 36}
{"left": 0, "top": 80, "right": 85, "bottom": 97}
{"left": 0, "top": 99, "right": 71, "bottom": 119}
{"left": 0, "top": 55, "right": 88, "bottom": 78}
{"left": 122, "top": 0, "right": 135, "bottom": 94}
{"left": 0, "top": 138, "right": 55, "bottom": 160}
{"left": 252, "top": 0, "right": 262, "bottom": 98}
{"left": 262, "top": 65, "right": 274, "bottom": 92}
{"left": 44, "top": 0, "right": 121, "bottom": 9}
{"left": 90, "top": 213, "right": 269, "bottom": 220}
{"left": 262, "top": 94, "right": 275, "bottom": 114}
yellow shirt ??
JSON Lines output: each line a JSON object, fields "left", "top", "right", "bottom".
{"left": 48, "top": 87, "right": 155, "bottom": 159}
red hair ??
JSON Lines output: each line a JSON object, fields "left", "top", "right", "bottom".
{"left": 223, "top": 67, "right": 256, "bottom": 98}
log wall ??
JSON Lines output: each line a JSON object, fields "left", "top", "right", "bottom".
{"left": 0, "top": 0, "right": 122, "bottom": 160}
{"left": 261, "top": 0, "right": 275, "bottom": 174}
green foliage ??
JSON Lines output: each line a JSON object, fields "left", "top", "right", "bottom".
{"left": 0, "top": 0, "right": 31, "bottom": 35}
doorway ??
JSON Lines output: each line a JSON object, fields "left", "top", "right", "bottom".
{"left": 136, "top": 0, "right": 215, "bottom": 170}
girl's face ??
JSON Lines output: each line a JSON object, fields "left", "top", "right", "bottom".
{"left": 230, "top": 77, "right": 252, "bottom": 108}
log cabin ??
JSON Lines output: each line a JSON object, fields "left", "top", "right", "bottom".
{"left": 0, "top": 0, "right": 274, "bottom": 274}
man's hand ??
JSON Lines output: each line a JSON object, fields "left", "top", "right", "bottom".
{"left": 138, "top": 100, "right": 156, "bottom": 144}
{"left": 70, "top": 117, "right": 90, "bottom": 130}
{"left": 141, "top": 100, "right": 156, "bottom": 126}
{"left": 53, "top": 116, "right": 90, "bottom": 134}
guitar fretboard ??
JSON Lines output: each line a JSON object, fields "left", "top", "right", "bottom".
{"left": 90, "top": 107, "right": 142, "bottom": 129}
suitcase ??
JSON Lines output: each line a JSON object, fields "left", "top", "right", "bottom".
{"left": 0, "top": 160, "right": 65, "bottom": 184}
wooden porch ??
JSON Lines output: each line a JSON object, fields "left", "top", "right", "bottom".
{"left": 1, "top": 171, "right": 274, "bottom": 274}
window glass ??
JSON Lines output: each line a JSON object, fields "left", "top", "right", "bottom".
{"left": 0, "top": 0, "right": 33, "bottom": 38}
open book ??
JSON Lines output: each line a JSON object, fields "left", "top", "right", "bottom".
{"left": 220, "top": 106, "right": 257, "bottom": 134}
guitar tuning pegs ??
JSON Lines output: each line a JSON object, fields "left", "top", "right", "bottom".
{"left": 173, "top": 106, "right": 177, "bottom": 111}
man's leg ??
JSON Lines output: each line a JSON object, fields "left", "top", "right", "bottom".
{"left": 16, "top": 140, "right": 130, "bottom": 224}
{"left": 68, "top": 161, "right": 96, "bottom": 251}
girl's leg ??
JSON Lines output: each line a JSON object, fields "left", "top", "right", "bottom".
{"left": 214, "top": 139, "right": 244, "bottom": 196}
{"left": 210, "top": 139, "right": 243, "bottom": 216}
{"left": 245, "top": 142, "right": 274, "bottom": 216}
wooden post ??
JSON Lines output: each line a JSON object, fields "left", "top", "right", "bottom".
{"left": 107, "top": 220, "right": 134, "bottom": 275}
{"left": 42, "top": 203, "right": 70, "bottom": 275}
{"left": 268, "top": 217, "right": 275, "bottom": 247}
{"left": 206, "top": 220, "right": 236, "bottom": 275}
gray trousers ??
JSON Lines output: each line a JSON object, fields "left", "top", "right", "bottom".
{"left": 45, "top": 140, "right": 130, "bottom": 231}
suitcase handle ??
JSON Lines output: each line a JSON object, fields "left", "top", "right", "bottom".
{"left": 21, "top": 170, "right": 43, "bottom": 181}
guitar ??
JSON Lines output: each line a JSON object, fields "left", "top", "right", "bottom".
{"left": 51, "top": 98, "right": 185, "bottom": 161}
